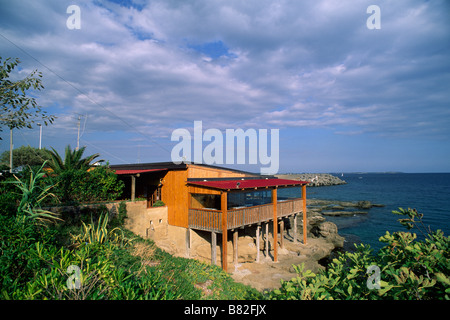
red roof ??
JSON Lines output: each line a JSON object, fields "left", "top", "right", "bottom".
{"left": 187, "top": 178, "right": 308, "bottom": 191}
{"left": 114, "top": 168, "right": 167, "bottom": 175}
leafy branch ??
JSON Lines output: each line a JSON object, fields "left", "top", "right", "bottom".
{"left": 0, "top": 56, "right": 56, "bottom": 137}
{"left": 392, "top": 207, "right": 432, "bottom": 238}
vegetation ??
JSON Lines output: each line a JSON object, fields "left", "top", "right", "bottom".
{"left": 0, "top": 149, "right": 448, "bottom": 300}
{"left": 42, "top": 145, "right": 123, "bottom": 204}
{"left": 266, "top": 207, "right": 449, "bottom": 300}
{"left": 0, "top": 145, "right": 52, "bottom": 168}
{"left": 44, "top": 145, "right": 103, "bottom": 174}
{"left": 0, "top": 57, "right": 55, "bottom": 138}
{"left": 152, "top": 200, "right": 165, "bottom": 207}
{"left": 0, "top": 164, "right": 259, "bottom": 300}
{"left": 8, "top": 162, "right": 61, "bottom": 225}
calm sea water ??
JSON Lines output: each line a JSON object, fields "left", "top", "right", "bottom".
{"left": 283, "top": 173, "right": 450, "bottom": 251}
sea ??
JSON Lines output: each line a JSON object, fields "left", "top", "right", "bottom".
{"left": 285, "top": 173, "right": 450, "bottom": 251}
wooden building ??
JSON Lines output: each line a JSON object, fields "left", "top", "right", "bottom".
{"left": 110, "top": 162, "right": 308, "bottom": 272}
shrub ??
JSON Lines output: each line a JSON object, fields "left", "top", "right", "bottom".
{"left": 266, "top": 208, "right": 450, "bottom": 300}
{"left": 46, "top": 165, "right": 124, "bottom": 204}
{"left": 152, "top": 200, "right": 165, "bottom": 207}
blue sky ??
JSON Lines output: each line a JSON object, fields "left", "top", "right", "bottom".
{"left": 1, "top": 0, "right": 449, "bottom": 173}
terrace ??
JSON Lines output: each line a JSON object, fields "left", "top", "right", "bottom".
{"left": 187, "top": 177, "right": 308, "bottom": 271}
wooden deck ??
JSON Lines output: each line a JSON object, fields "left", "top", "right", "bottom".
{"left": 188, "top": 198, "right": 303, "bottom": 232}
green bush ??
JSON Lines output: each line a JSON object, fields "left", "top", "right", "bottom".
{"left": 152, "top": 200, "right": 165, "bottom": 207}
{"left": 0, "top": 172, "right": 20, "bottom": 216}
{"left": 46, "top": 165, "right": 124, "bottom": 204}
{"left": 266, "top": 208, "right": 450, "bottom": 300}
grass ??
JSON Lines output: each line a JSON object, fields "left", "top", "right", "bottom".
{"left": 51, "top": 217, "right": 262, "bottom": 300}
{"left": 119, "top": 230, "right": 262, "bottom": 300}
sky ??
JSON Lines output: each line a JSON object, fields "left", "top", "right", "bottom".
{"left": 1, "top": 0, "right": 449, "bottom": 173}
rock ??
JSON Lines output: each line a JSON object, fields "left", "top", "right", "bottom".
{"left": 321, "top": 211, "right": 368, "bottom": 216}
{"left": 309, "top": 220, "right": 345, "bottom": 248}
{"left": 357, "top": 200, "right": 373, "bottom": 209}
{"left": 307, "top": 199, "right": 384, "bottom": 213}
{"left": 317, "top": 221, "right": 338, "bottom": 237}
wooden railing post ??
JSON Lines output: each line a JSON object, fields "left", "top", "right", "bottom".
{"left": 221, "top": 191, "right": 228, "bottom": 272}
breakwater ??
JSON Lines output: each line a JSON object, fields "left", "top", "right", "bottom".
{"left": 276, "top": 173, "right": 347, "bottom": 187}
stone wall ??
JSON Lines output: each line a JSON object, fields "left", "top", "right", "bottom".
{"left": 46, "top": 201, "right": 169, "bottom": 243}
{"left": 123, "top": 201, "right": 168, "bottom": 241}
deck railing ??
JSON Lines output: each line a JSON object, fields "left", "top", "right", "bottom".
{"left": 188, "top": 198, "right": 303, "bottom": 232}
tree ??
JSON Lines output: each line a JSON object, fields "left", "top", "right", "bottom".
{"left": 0, "top": 145, "right": 52, "bottom": 168}
{"left": 44, "top": 145, "right": 103, "bottom": 174}
{"left": 0, "top": 57, "right": 56, "bottom": 138}
{"left": 43, "top": 145, "right": 120, "bottom": 203}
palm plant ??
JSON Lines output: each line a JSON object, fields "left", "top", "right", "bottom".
{"left": 43, "top": 145, "right": 104, "bottom": 203}
{"left": 45, "top": 145, "right": 103, "bottom": 174}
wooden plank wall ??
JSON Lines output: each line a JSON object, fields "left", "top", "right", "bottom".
{"left": 187, "top": 165, "right": 255, "bottom": 179}
{"left": 163, "top": 164, "right": 257, "bottom": 228}
{"left": 162, "top": 169, "right": 189, "bottom": 228}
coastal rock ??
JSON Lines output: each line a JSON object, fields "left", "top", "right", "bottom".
{"left": 307, "top": 199, "right": 384, "bottom": 213}
{"left": 321, "top": 211, "right": 368, "bottom": 216}
{"left": 308, "top": 215, "right": 345, "bottom": 249}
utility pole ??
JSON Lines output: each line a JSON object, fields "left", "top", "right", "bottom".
{"left": 37, "top": 123, "right": 42, "bottom": 149}
{"left": 9, "top": 128, "right": 13, "bottom": 173}
{"left": 76, "top": 115, "right": 81, "bottom": 151}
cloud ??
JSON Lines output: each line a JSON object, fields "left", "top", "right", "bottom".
{"left": 1, "top": 0, "right": 449, "bottom": 170}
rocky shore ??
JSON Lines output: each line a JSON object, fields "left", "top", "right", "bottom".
{"left": 229, "top": 199, "right": 384, "bottom": 291}
{"left": 308, "top": 199, "right": 384, "bottom": 216}
{"left": 276, "top": 173, "right": 347, "bottom": 187}
{"left": 229, "top": 208, "right": 345, "bottom": 291}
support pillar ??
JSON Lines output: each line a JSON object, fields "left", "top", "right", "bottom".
{"left": 186, "top": 228, "right": 191, "bottom": 258}
{"left": 211, "top": 231, "right": 217, "bottom": 266}
{"left": 256, "top": 223, "right": 261, "bottom": 262}
{"left": 280, "top": 219, "right": 284, "bottom": 249}
{"left": 293, "top": 213, "right": 298, "bottom": 243}
{"left": 302, "top": 184, "right": 307, "bottom": 244}
{"left": 272, "top": 188, "right": 278, "bottom": 262}
{"left": 131, "top": 175, "right": 136, "bottom": 201}
{"left": 221, "top": 192, "right": 228, "bottom": 272}
{"left": 265, "top": 222, "right": 269, "bottom": 258}
{"left": 233, "top": 229, "right": 238, "bottom": 269}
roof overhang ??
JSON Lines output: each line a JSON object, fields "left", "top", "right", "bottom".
{"left": 187, "top": 178, "right": 309, "bottom": 191}
{"left": 114, "top": 168, "right": 167, "bottom": 175}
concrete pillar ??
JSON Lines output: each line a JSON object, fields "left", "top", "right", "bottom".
{"left": 256, "top": 223, "right": 261, "bottom": 262}
{"left": 211, "top": 231, "right": 217, "bottom": 266}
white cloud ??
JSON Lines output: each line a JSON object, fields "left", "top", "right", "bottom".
{"left": 1, "top": 0, "right": 449, "bottom": 170}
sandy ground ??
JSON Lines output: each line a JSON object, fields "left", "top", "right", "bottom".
{"left": 228, "top": 237, "right": 333, "bottom": 292}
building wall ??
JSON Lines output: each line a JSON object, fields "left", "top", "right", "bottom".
{"left": 162, "top": 164, "right": 257, "bottom": 228}
{"left": 162, "top": 169, "right": 189, "bottom": 228}
{"left": 123, "top": 201, "right": 168, "bottom": 240}
{"left": 187, "top": 164, "right": 255, "bottom": 179}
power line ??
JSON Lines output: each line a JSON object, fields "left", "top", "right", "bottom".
{"left": 0, "top": 32, "right": 172, "bottom": 155}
